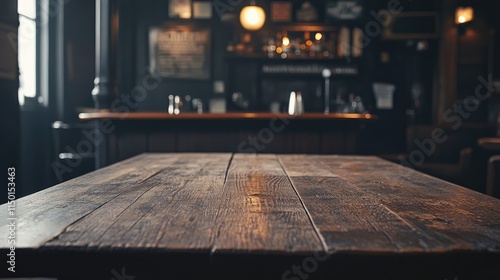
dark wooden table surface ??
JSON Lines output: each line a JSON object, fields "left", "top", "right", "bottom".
{"left": 1, "top": 153, "right": 499, "bottom": 279}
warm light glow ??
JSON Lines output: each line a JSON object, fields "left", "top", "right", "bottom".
{"left": 314, "top": 32, "right": 323, "bottom": 41}
{"left": 455, "top": 7, "right": 473, "bottom": 24}
{"left": 305, "top": 40, "right": 313, "bottom": 46}
{"left": 179, "top": 12, "right": 191, "bottom": 19}
{"left": 282, "top": 36, "right": 290, "bottom": 46}
{"left": 276, "top": 47, "right": 283, "bottom": 54}
{"left": 240, "top": 5, "right": 266, "bottom": 31}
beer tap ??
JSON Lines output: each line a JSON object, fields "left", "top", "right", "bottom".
{"left": 322, "top": 68, "right": 332, "bottom": 114}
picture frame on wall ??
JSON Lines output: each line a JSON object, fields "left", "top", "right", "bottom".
{"left": 193, "top": 1, "right": 212, "bottom": 19}
{"left": 169, "top": 0, "right": 192, "bottom": 19}
{"left": 271, "top": 2, "right": 292, "bottom": 22}
{"left": 149, "top": 23, "right": 211, "bottom": 80}
{"left": 382, "top": 12, "right": 439, "bottom": 40}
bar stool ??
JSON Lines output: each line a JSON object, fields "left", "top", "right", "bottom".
{"left": 51, "top": 121, "right": 96, "bottom": 184}
{"left": 478, "top": 138, "right": 500, "bottom": 198}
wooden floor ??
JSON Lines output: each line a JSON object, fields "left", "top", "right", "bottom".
{"left": 1, "top": 153, "right": 499, "bottom": 279}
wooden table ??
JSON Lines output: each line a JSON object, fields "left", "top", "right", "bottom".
{"left": 1, "top": 153, "right": 499, "bottom": 279}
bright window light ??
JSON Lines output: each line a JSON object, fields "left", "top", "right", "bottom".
{"left": 18, "top": 0, "right": 37, "bottom": 105}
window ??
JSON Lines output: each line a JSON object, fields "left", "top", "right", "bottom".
{"left": 18, "top": 0, "right": 37, "bottom": 106}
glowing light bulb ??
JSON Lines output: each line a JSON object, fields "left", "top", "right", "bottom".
{"left": 282, "top": 36, "right": 290, "bottom": 46}
{"left": 240, "top": 5, "right": 266, "bottom": 31}
{"left": 455, "top": 7, "right": 473, "bottom": 24}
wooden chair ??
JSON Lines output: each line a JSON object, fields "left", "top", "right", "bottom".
{"left": 378, "top": 147, "right": 474, "bottom": 187}
{"left": 414, "top": 147, "right": 473, "bottom": 187}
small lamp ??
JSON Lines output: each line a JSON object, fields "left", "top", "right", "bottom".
{"left": 456, "top": 7, "right": 473, "bottom": 35}
{"left": 455, "top": 7, "right": 473, "bottom": 24}
{"left": 240, "top": 1, "right": 266, "bottom": 31}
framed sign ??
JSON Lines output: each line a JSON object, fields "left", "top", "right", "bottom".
{"left": 382, "top": 12, "right": 439, "bottom": 40}
{"left": 169, "top": 0, "right": 192, "bottom": 19}
{"left": 271, "top": 2, "right": 292, "bottom": 22}
{"left": 193, "top": 1, "right": 212, "bottom": 19}
{"left": 149, "top": 24, "right": 211, "bottom": 79}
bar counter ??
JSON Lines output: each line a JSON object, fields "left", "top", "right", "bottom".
{"left": 78, "top": 111, "right": 376, "bottom": 121}
{"left": 77, "top": 111, "right": 377, "bottom": 168}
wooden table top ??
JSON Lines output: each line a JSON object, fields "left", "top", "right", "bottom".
{"left": 1, "top": 153, "right": 499, "bottom": 279}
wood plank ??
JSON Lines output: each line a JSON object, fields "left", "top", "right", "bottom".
{"left": 70, "top": 153, "right": 324, "bottom": 254}
{"left": 212, "top": 154, "right": 325, "bottom": 253}
{"left": 320, "top": 132, "right": 346, "bottom": 154}
{"left": 117, "top": 132, "right": 148, "bottom": 160}
{"left": 0, "top": 154, "right": 181, "bottom": 248}
{"left": 106, "top": 131, "right": 118, "bottom": 165}
{"left": 45, "top": 153, "right": 233, "bottom": 251}
{"left": 128, "top": 175, "right": 227, "bottom": 250}
{"left": 293, "top": 131, "right": 321, "bottom": 154}
{"left": 147, "top": 131, "right": 177, "bottom": 152}
{"left": 279, "top": 155, "right": 447, "bottom": 253}
{"left": 344, "top": 130, "right": 358, "bottom": 154}
{"left": 296, "top": 155, "right": 500, "bottom": 252}
{"left": 262, "top": 131, "right": 294, "bottom": 154}
{"left": 177, "top": 131, "right": 238, "bottom": 152}
{"left": 237, "top": 130, "right": 294, "bottom": 154}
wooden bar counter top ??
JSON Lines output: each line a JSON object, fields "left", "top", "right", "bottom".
{"left": 78, "top": 111, "right": 376, "bottom": 121}
{"left": 76, "top": 112, "right": 378, "bottom": 166}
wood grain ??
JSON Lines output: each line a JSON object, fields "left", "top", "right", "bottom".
{"left": 117, "top": 132, "right": 148, "bottom": 160}
{"left": 44, "top": 153, "right": 233, "bottom": 250}
{"left": 148, "top": 131, "right": 177, "bottom": 152}
{"left": 280, "top": 155, "right": 439, "bottom": 253}
{"left": 45, "top": 153, "right": 324, "bottom": 254}
{"left": 0, "top": 154, "right": 180, "bottom": 248}
{"left": 1, "top": 153, "right": 499, "bottom": 279}
{"left": 279, "top": 154, "right": 500, "bottom": 254}
{"left": 211, "top": 154, "right": 324, "bottom": 253}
